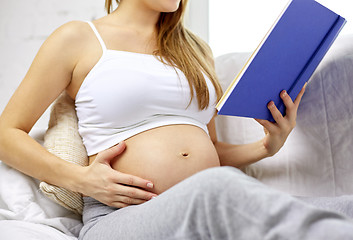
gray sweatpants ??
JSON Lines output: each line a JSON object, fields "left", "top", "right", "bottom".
{"left": 79, "top": 167, "right": 353, "bottom": 240}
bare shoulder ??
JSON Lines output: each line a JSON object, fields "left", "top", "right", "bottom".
{"left": 44, "top": 21, "right": 93, "bottom": 52}
{"left": 32, "top": 20, "right": 99, "bottom": 75}
{"left": 54, "top": 20, "right": 92, "bottom": 38}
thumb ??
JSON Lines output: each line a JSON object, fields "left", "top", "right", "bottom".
{"left": 95, "top": 141, "right": 126, "bottom": 165}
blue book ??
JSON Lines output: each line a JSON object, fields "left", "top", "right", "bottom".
{"left": 216, "top": 0, "right": 346, "bottom": 121}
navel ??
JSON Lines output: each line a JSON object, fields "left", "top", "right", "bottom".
{"left": 180, "top": 152, "right": 189, "bottom": 157}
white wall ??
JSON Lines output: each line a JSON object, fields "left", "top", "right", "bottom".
{"left": 185, "top": 0, "right": 209, "bottom": 42}
{"left": 0, "top": 1, "right": 105, "bottom": 127}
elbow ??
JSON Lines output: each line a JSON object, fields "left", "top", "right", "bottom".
{"left": 213, "top": 140, "right": 222, "bottom": 156}
{"left": 0, "top": 120, "right": 6, "bottom": 142}
{"left": 0, "top": 125, "right": 7, "bottom": 157}
{"left": 0, "top": 122, "right": 16, "bottom": 157}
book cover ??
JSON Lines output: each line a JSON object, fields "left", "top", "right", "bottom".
{"left": 216, "top": 0, "right": 346, "bottom": 121}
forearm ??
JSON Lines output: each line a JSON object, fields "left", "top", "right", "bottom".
{"left": 0, "top": 127, "right": 84, "bottom": 192}
{"left": 215, "top": 140, "right": 270, "bottom": 169}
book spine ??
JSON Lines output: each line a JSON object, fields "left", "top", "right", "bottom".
{"left": 277, "top": 15, "right": 347, "bottom": 115}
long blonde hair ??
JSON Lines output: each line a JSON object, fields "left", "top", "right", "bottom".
{"left": 105, "top": 0, "right": 223, "bottom": 110}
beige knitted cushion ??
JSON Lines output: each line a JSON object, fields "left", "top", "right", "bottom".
{"left": 39, "top": 93, "right": 88, "bottom": 215}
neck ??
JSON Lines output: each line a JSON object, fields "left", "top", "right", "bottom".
{"left": 110, "top": 1, "right": 160, "bottom": 35}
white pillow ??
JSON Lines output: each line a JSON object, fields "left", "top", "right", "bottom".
{"left": 40, "top": 93, "right": 88, "bottom": 215}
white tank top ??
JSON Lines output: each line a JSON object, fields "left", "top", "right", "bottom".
{"left": 75, "top": 22, "right": 217, "bottom": 156}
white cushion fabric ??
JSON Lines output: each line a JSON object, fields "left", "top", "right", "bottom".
{"left": 0, "top": 161, "right": 82, "bottom": 237}
{"left": 0, "top": 220, "right": 77, "bottom": 240}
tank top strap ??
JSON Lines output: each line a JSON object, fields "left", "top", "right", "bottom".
{"left": 86, "top": 21, "right": 107, "bottom": 52}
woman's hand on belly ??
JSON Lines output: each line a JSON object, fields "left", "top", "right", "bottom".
{"left": 111, "top": 125, "right": 221, "bottom": 194}
{"left": 81, "top": 142, "right": 158, "bottom": 208}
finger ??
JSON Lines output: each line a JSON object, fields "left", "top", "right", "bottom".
{"left": 280, "top": 90, "right": 294, "bottom": 108}
{"left": 254, "top": 118, "right": 278, "bottom": 133}
{"left": 110, "top": 197, "right": 156, "bottom": 209}
{"left": 116, "top": 172, "right": 155, "bottom": 190}
{"left": 280, "top": 90, "right": 296, "bottom": 121}
{"left": 110, "top": 201, "right": 129, "bottom": 209}
{"left": 267, "top": 101, "right": 285, "bottom": 127}
{"left": 117, "top": 184, "right": 157, "bottom": 201}
{"left": 114, "top": 195, "right": 148, "bottom": 206}
{"left": 96, "top": 141, "right": 126, "bottom": 164}
{"left": 293, "top": 82, "right": 307, "bottom": 107}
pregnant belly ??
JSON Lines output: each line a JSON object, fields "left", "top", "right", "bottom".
{"left": 89, "top": 125, "right": 220, "bottom": 194}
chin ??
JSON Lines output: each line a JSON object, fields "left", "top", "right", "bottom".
{"left": 160, "top": 0, "right": 181, "bottom": 13}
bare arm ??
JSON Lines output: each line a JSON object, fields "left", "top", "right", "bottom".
{"left": 0, "top": 21, "right": 156, "bottom": 207}
{"left": 0, "top": 21, "right": 83, "bottom": 190}
{"left": 208, "top": 118, "right": 269, "bottom": 169}
{"left": 209, "top": 85, "right": 306, "bottom": 169}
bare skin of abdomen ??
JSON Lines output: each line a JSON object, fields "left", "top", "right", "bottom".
{"left": 89, "top": 125, "right": 221, "bottom": 194}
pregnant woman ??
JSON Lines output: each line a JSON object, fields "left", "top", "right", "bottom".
{"left": 0, "top": 0, "right": 352, "bottom": 239}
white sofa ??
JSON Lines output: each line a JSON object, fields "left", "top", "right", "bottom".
{"left": 0, "top": 34, "right": 352, "bottom": 239}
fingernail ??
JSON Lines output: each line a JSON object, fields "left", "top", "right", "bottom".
{"left": 282, "top": 90, "right": 287, "bottom": 97}
{"left": 147, "top": 183, "right": 154, "bottom": 189}
{"left": 268, "top": 101, "right": 274, "bottom": 108}
{"left": 151, "top": 196, "right": 157, "bottom": 199}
